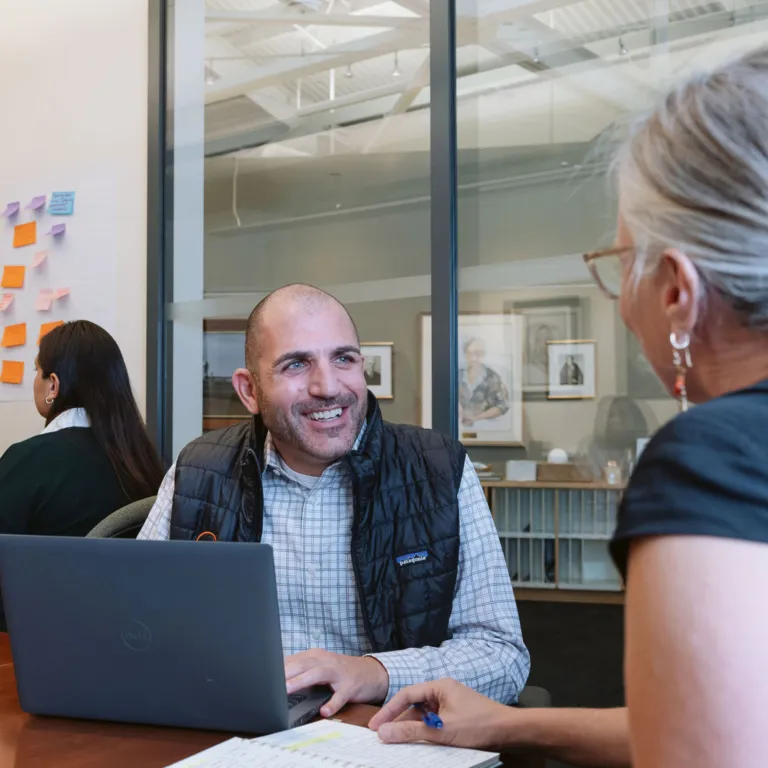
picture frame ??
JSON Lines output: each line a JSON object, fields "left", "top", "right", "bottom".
{"left": 421, "top": 313, "right": 524, "bottom": 446}
{"left": 547, "top": 340, "right": 597, "bottom": 400}
{"left": 504, "top": 297, "right": 584, "bottom": 401}
{"left": 203, "top": 319, "right": 249, "bottom": 420}
{"left": 361, "top": 342, "right": 394, "bottom": 400}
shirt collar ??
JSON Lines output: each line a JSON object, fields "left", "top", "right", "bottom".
{"left": 41, "top": 407, "right": 91, "bottom": 434}
{"left": 263, "top": 419, "right": 368, "bottom": 473}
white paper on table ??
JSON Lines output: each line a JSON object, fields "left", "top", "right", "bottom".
{"left": 165, "top": 737, "right": 340, "bottom": 768}
{"left": 258, "top": 720, "right": 500, "bottom": 768}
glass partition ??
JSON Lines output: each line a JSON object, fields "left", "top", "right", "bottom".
{"left": 455, "top": 0, "right": 768, "bottom": 593}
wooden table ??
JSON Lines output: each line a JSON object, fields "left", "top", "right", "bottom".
{"left": 0, "top": 634, "right": 542, "bottom": 767}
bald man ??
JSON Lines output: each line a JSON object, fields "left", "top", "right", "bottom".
{"left": 139, "top": 284, "right": 529, "bottom": 718}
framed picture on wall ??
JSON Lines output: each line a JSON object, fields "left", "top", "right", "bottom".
{"left": 420, "top": 313, "right": 524, "bottom": 446}
{"left": 547, "top": 340, "right": 597, "bottom": 400}
{"left": 503, "top": 296, "right": 585, "bottom": 400}
{"left": 203, "top": 319, "right": 249, "bottom": 424}
{"left": 361, "top": 342, "right": 394, "bottom": 400}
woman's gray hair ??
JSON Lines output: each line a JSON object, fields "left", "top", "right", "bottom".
{"left": 616, "top": 45, "right": 768, "bottom": 327}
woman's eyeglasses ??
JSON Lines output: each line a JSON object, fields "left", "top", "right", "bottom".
{"left": 583, "top": 246, "right": 634, "bottom": 300}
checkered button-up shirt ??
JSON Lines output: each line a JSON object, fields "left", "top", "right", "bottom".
{"left": 138, "top": 431, "right": 530, "bottom": 704}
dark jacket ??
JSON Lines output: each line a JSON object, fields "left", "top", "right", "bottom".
{"left": 170, "top": 394, "right": 466, "bottom": 653}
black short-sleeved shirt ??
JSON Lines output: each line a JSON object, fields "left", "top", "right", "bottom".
{"left": 611, "top": 379, "right": 768, "bottom": 580}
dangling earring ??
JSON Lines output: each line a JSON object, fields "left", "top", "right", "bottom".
{"left": 45, "top": 395, "right": 54, "bottom": 405}
{"left": 670, "top": 332, "right": 693, "bottom": 412}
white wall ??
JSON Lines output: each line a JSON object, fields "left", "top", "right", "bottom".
{"left": 0, "top": 0, "right": 148, "bottom": 453}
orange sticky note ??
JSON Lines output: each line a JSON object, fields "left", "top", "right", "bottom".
{"left": 38, "top": 321, "right": 63, "bottom": 344}
{"left": 0, "top": 361, "right": 24, "bottom": 385}
{"left": 13, "top": 221, "right": 36, "bottom": 248}
{"left": 1, "top": 266, "right": 25, "bottom": 289}
{"left": 1, "top": 323, "right": 26, "bottom": 348}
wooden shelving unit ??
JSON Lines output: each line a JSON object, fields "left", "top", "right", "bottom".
{"left": 481, "top": 480, "right": 625, "bottom": 600}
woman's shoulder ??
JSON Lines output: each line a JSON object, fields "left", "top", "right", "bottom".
{"left": 613, "top": 384, "right": 768, "bottom": 577}
{"left": 647, "top": 380, "right": 768, "bottom": 454}
{"left": 1, "top": 428, "right": 97, "bottom": 465}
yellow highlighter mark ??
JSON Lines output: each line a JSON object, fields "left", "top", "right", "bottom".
{"left": 286, "top": 731, "right": 343, "bottom": 750}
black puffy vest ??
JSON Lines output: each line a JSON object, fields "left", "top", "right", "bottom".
{"left": 170, "top": 394, "right": 466, "bottom": 653}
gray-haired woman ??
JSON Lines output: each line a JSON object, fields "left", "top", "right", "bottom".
{"left": 370, "top": 45, "right": 768, "bottom": 768}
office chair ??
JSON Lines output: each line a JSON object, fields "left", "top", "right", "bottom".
{"left": 517, "top": 685, "right": 552, "bottom": 708}
{"left": 86, "top": 496, "right": 156, "bottom": 539}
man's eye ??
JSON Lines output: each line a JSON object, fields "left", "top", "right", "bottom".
{"left": 287, "top": 361, "right": 306, "bottom": 370}
{"left": 336, "top": 355, "right": 355, "bottom": 364}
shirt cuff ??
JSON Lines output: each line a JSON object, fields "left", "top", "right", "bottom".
{"left": 364, "top": 650, "right": 427, "bottom": 703}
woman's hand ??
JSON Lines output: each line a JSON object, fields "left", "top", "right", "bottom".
{"left": 368, "top": 678, "right": 513, "bottom": 751}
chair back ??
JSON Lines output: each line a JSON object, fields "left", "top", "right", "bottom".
{"left": 86, "top": 497, "right": 156, "bottom": 539}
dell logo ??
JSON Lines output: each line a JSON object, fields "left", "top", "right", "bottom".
{"left": 121, "top": 621, "right": 152, "bottom": 652}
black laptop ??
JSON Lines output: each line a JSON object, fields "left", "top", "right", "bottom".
{"left": 0, "top": 536, "right": 331, "bottom": 733}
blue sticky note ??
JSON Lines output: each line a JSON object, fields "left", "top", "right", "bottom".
{"left": 47, "top": 191, "right": 75, "bottom": 216}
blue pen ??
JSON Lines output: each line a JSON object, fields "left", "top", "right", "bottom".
{"left": 414, "top": 702, "right": 443, "bottom": 729}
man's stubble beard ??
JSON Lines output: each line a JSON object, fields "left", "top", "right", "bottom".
{"left": 255, "top": 381, "right": 367, "bottom": 463}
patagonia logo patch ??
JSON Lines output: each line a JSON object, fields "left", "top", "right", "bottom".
{"left": 396, "top": 550, "right": 428, "bottom": 567}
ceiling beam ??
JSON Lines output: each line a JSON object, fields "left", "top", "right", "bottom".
{"left": 206, "top": 26, "right": 427, "bottom": 105}
{"left": 204, "top": 0, "right": 579, "bottom": 106}
{"left": 205, "top": 11, "right": 422, "bottom": 29}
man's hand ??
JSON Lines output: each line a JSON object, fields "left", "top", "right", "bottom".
{"left": 368, "top": 678, "right": 513, "bottom": 750}
{"left": 285, "top": 650, "right": 389, "bottom": 718}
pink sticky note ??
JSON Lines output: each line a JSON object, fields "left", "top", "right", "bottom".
{"left": 35, "top": 290, "right": 54, "bottom": 312}
{"left": 32, "top": 251, "right": 48, "bottom": 268}
{"left": 54, "top": 287, "right": 70, "bottom": 300}
{"left": 0, "top": 294, "right": 13, "bottom": 312}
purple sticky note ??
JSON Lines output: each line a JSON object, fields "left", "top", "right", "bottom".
{"left": 46, "top": 223, "right": 66, "bottom": 237}
{"left": 25, "top": 195, "right": 46, "bottom": 211}
{"left": 1, "top": 202, "right": 20, "bottom": 218}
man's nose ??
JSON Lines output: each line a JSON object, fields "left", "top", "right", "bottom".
{"left": 308, "top": 360, "right": 341, "bottom": 398}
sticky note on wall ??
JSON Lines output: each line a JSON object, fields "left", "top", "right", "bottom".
{"left": 1, "top": 267, "right": 25, "bottom": 289}
{"left": 38, "top": 321, "right": 63, "bottom": 344}
{"left": 13, "top": 222, "right": 36, "bottom": 248}
{"left": 1, "top": 323, "right": 27, "bottom": 348}
{"left": 0, "top": 361, "right": 24, "bottom": 385}
{"left": 48, "top": 191, "right": 75, "bottom": 216}
{"left": 35, "top": 290, "right": 53, "bottom": 312}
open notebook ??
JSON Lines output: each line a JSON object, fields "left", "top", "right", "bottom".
{"left": 167, "top": 719, "right": 501, "bottom": 768}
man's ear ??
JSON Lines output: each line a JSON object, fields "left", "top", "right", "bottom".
{"left": 232, "top": 368, "right": 260, "bottom": 415}
{"left": 659, "top": 248, "right": 701, "bottom": 335}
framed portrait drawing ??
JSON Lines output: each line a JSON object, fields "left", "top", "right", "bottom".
{"left": 421, "top": 313, "right": 524, "bottom": 446}
{"left": 361, "top": 342, "right": 394, "bottom": 400}
{"left": 203, "top": 319, "right": 249, "bottom": 421}
{"left": 504, "top": 297, "right": 584, "bottom": 400}
{"left": 547, "top": 340, "right": 597, "bottom": 400}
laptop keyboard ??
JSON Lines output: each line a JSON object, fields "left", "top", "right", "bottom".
{"left": 287, "top": 692, "right": 308, "bottom": 709}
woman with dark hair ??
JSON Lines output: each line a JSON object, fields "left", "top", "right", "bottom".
{"left": 0, "top": 320, "right": 164, "bottom": 538}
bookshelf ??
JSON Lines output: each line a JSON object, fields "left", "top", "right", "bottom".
{"left": 481, "top": 480, "right": 625, "bottom": 598}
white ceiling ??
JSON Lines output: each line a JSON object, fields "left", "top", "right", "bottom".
{"left": 202, "top": 0, "right": 768, "bottom": 218}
